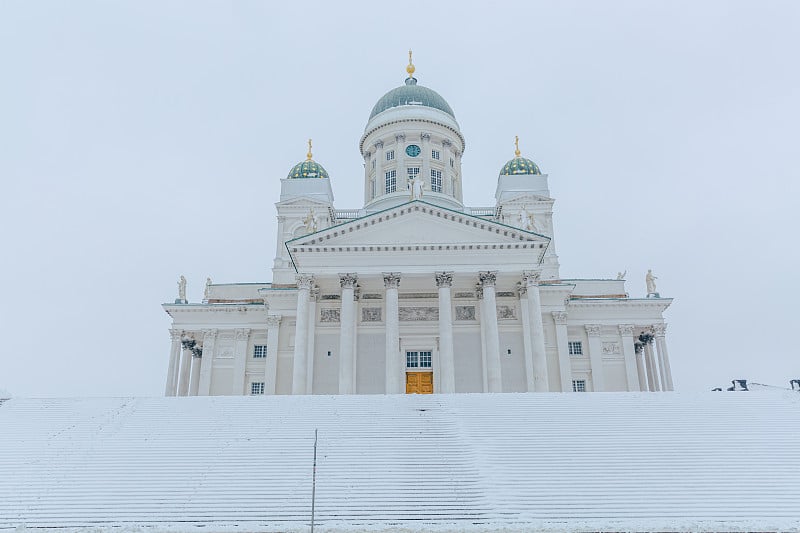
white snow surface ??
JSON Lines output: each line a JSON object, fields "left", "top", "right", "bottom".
{"left": 1, "top": 392, "right": 799, "bottom": 532}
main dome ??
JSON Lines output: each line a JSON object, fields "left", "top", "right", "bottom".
{"left": 369, "top": 77, "right": 456, "bottom": 120}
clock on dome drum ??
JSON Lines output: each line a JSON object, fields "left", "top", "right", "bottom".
{"left": 405, "top": 144, "right": 421, "bottom": 157}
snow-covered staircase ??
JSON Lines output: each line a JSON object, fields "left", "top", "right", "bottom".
{"left": 1, "top": 392, "right": 798, "bottom": 532}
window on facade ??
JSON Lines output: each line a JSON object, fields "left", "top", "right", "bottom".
{"left": 406, "top": 351, "right": 432, "bottom": 368}
{"left": 386, "top": 150, "right": 395, "bottom": 161}
{"left": 430, "top": 169, "right": 442, "bottom": 193}
{"left": 385, "top": 170, "right": 396, "bottom": 193}
{"left": 572, "top": 380, "right": 587, "bottom": 392}
{"left": 250, "top": 382, "right": 265, "bottom": 395}
{"left": 407, "top": 167, "right": 419, "bottom": 179}
{"left": 568, "top": 341, "right": 583, "bottom": 355}
{"left": 253, "top": 345, "right": 267, "bottom": 358}
{"left": 431, "top": 149, "right": 440, "bottom": 160}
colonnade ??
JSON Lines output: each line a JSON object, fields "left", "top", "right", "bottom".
{"left": 633, "top": 323, "right": 674, "bottom": 392}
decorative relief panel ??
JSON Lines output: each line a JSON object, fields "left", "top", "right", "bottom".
{"left": 497, "top": 305, "right": 517, "bottom": 320}
{"left": 362, "top": 307, "right": 382, "bottom": 322}
{"left": 399, "top": 306, "right": 439, "bottom": 321}
{"left": 496, "top": 292, "right": 516, "bottom": 298}
{"left": 454, "top": 292, "right": 475, "bottom": 299}
{"left": 320, "top": 308, "right": 341, "bottom": 323}
{"left": 455, "top": 305, "right": 476, "bottom": 321}
{"left": 602, "top": 342, "right": 621, "bottom": 355}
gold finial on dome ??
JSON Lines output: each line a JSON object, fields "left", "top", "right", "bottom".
{"left": 514, "top": 135, "right": 521, "bottom": 157}
{"left": 406, "top": 49, "right": 415, "bottom": 78}
{"left": 306, "top": 138, "right": 313, "bottom": 160}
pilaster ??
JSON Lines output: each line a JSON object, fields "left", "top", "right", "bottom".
{"left": 232, "top": 328, "right": 251, "bottom": 395}
{"left": 264, "top": 315, "right": 282, "bottom": 395}
{"left": 518, "top": 284, "right": 534, "bottom": 392}
{"left": 653, "top": 324, "right": 673, "bottom": 391}
{"left": 585, "top": 324, "right": 605, "bottom": 392}
{"left": 552, "top": 311, "right": 572, "bottom": 392}
{"left": 197, "top": 329, "right": 217, "bottom": 396}
{"left": 618, "top": 324, "right": 639, "bottom": 392}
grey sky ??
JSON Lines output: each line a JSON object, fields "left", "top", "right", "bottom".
{"left": 1, "top": 1, "right": 798, "bottom": 397}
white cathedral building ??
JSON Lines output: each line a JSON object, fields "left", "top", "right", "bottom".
{"left": 164, "top": 55, "right": 674, "bottom": 397}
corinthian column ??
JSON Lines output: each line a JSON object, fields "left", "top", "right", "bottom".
{"left": 653, "top": 324, "right": 673, "bottom": 391}
{"left": 374, "top": 140, "right": 384, "bottom": 194}
{"left": 479, "top": 271, "right": 502, "bottom": 392}
{"left": 436, "top": 272, "right": 455, "bottom": 393}
{"left": 518, "top": 284, "right": 534, "bottom": 392}
{"left": 635, "top": 342, "right": 648, "bottom": 391}
{"left": 177, "top": 336, "right": 193, "bottom": 396}
{"left": 197, "top": 329, "right": 217, "bottom": 396}
{"left": 384, "top": 273, "right": 402, "bottom": 394}
{"left": 552, "top": 311, "right": 572, "bottom": 392}
{"left": 585, "top": 325, "right": 604, "bottom": 392}
{"left": 338, "top": 273, "right": 358, "bottom": 394}
{"left": 618, "top": 324, "right": 639, "bottom": 392}
{"left": 523, "top": 271, "right": 549, "bottom": 392}
{"left": 292, "top": 274, "right": 314, "bottom": 395}
{"left": 165, "top": 329, "right": 182, "bottom": 396}
{"left": 264, "top": 315, "right": 281, "bottom": 395}
{"left": 189, "top": 352, "right": 202, "bottom": 396}
{"left": 644, "top": 339, "right": 660, "bottom": 392}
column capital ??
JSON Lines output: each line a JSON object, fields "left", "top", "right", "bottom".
{"left": 420, "top": 132, "right": 431, "bottom": 141}
{"left": 374, "top": 139, "right": 384, "bottom": 149}
{"left": 435, "top": 271, "right": 453, "bottom": 288}
{"left": 339, "top": 273, "right": 358, "bottom": 289}
{"left": 552, "top": 311, "right": 568, "bottom": 325}
{"left": 383, "top": 272, "right": 401, "bottom": 289}
{"left": 201, "top": 329, "right": 218, "bottom": 341}
{"left": 478, "top": 270, "right": 497, "bottom": 287}
{"left": 234, "top": 328, "right": 251, "bottom": 340}
{"left": 310, "top": 286, "right": 320, "bottom": 301}
{"left": 395, "top": 133, "right": 406, "bottom": 142}
{"left": 296, "top": 274, "right": 314, "bottom": 290}
{"left": 266, "top": 314, "right": 282, "bottom": 328}
{"left": 585, "top": 324, "right": 602, "bottom": 337}
{"left": 652, "top": 323, "right": 667, "bottom": 337}
{"left": 475, "top": 283, "right": 484, "bottom": 300}
{"left": 516, "top": 282, "right": 527, "bottom": 297}
{"left": 522, "top": 270, "right": 541, "bottom": 287}
{"left": 618, "top": 324, "right": 635, "bottom": 336}
{"left": 442, "top": 139, "right": 452, "bottom": 148}
{"left": 169, "top": 329, "right": 184, "bottom": 341}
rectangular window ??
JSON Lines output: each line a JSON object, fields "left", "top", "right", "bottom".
{"left": 253, "top": 345, "right": 267, "bottom": 358}
{"left": 568, "top": 341, "right": 583, "bottom": 355}
{"left": 407, "top": 167, "right": 419, "bottom": 178}
{"left": 430, "top": 169, "right": 442, "bottom": 193}
{"left": 572, "top": 380, "right": 587, "bottom": 392}
{"left": 250, "top": 382, "right": 265, "bottom": 395}
{"left": 450, "top": 157, "right": 455, "bottom": 168}
{"left": 406, "top": 351, "right": 432, "bottom": 368}
{"left": 386, "top": 150, "right": 395, "bottom": 161}
{"left": 385, "top": 170, "right": 396, "bottom": 193}
{"left": 431, "top": 149, "right": 440, "bottom": 160}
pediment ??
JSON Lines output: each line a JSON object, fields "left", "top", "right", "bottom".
{"left": 275, "top": 196, "right": 332, "bottom": 208}
{"left": 286, "top": 201, "right": 550, "bottom": 275}
{"left": 290, "top": 201, "right": 550, "bottom": 248}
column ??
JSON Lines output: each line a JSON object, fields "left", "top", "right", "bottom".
{"left": 479, "top": 271, "right": 502, "bottom": 392}
{"left": 395, "top": 134, "right": 407, "bottom": 192}
{"left": 552, "top": 311, "right": 572, "bottom": 393}
{"left": 477, "top": 283, "right": 489, "bottom": 392}
{"left": 585, "top": 325, "right": 605, "bottom": 392}
{"left": 338, "top": 273, "right": 358, "bottom": 394}
{"left": 364, "top": 151, "right": 371, "bottom": 204}
{"left": 231, "top": 328, "right": 250, "bottom": 395}
{"left": 454, "top": 150, "right": 463, "bottom": 201}
{"left": 644, "top": 340, "right": 660, "bottom": 392}
{"left": 653, "top": 324, "right": 673, "bottom": 391}
{"left": 523, "top": 271, "right": 549, "bottom": 392}
{"left": 420, "top": 133, "right": 431, "bottom": 191}
{"left": 306, "top": 287, "right": 318, "bottom": 394}
{"left": 436, "top": 272, "right": 456, "bottom": 394}
{"left": 635, "top": 343, "right": 648, "bottom": 391}
{"left": 441, "top": 139, "right": 452, "bottom": 195}
{"left": 177, "top": 336, "right": 193, "bottom": 396}
{"left": 517, "top": 284, "right": 535, "bottom": 392}
{"left": 197, "top": 329, "right": 217, "bottom": 396}
{"left": 292, "top": 274, "right": 313, "bottom": 395}
{"left": 189, "top": 353, "right": 202, "bottom": 396}
{"left": 264, "top": 315, "right": 282, "bottom": 394}
{"left": 618, "top": 324, "right": 640, "bottom": 392}
{"left": 384, "top": 273, "right": 402, "bottom": 394}
{"left": 374, "top": 140, "right": 384, "bottom": 194}
{"left": 165, "top": 329, "right": 182, "bottom": 396}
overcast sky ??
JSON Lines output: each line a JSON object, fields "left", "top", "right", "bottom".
{"left": 1, "top": 1, "right": 798, "bottom": 397}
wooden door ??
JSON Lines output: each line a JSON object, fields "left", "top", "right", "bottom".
{"left": 406, "top": 372, "right": 433, "bottom": 394}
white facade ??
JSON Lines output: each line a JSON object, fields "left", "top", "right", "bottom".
{"left": 164, "top": 63, "right": 673, "bottom": 396}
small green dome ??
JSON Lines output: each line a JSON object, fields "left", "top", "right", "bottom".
{"left": 500, "top": 156, "right": 542, "bottom": 176}
{"left": 369, "top": 77, "right": 456, "bottom": 120}
{"left": 287, "top": 159, "right": 329, "bottom": 180}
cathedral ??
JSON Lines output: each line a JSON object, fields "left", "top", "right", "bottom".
{"left": 164, "top": 53, "right": 673, "bottom": 397}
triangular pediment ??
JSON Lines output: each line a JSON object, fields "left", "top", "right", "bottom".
{"left": 289, "top": 201, "right": 549, "bottom": 247}
{"left": 275, "top": 196, "right": 332, "bottom": 208}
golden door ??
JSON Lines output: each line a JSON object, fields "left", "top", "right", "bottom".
{"left": 406, "top": 372, "right": 434, "bottom": 394}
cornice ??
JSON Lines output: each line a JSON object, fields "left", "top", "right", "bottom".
{"left": 360, "top": 118, "right": 465, "bottom": 155}
{"left": 567, "top": 298, "right": 673, "bottom": 310}
{"left": 163, "top": 303, "right": 267, "bottom": 316}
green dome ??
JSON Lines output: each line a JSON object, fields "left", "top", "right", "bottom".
{"left": 369, "top": 78, "right": 455, "bottom": 120}
{"left": 500, "top": 156, "right": 542, "bottom": 176}
{"left": 287, "top": 159, "right": 329, "bottom": 179}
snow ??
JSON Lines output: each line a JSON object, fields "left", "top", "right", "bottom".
{"left": 1, "top": 392, "right": 799, "bottom": 532}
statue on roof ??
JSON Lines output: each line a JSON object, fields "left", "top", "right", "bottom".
{"left": 616, "top": 270, "right": 626, "bottom": 280}
{"left": 204, "top": 277, "right": 212, "bottom": 300}
{"left": 646, "top": 269, "right": 658, "bottom": 295}
{"left": 177, "top": 275, "right": 187, "bottom": 303}
{"left": 303, "top": 208, "right": 318, "bottom": 233}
